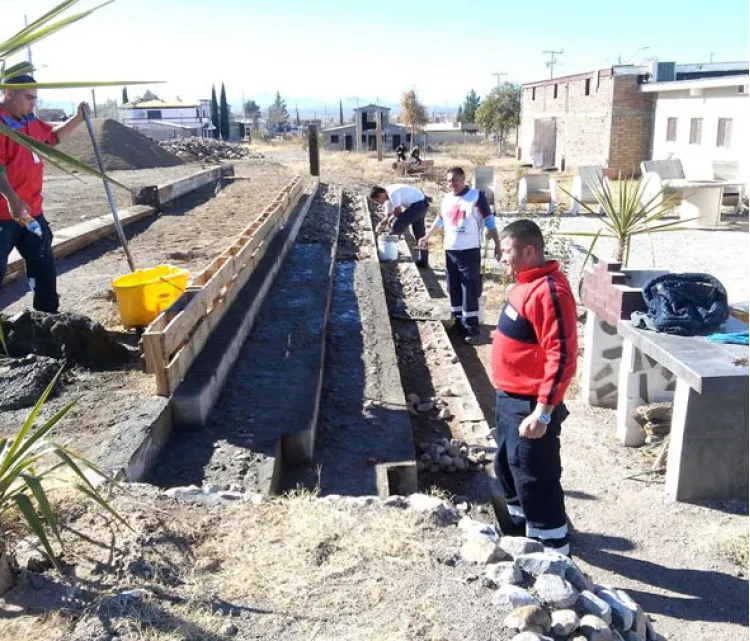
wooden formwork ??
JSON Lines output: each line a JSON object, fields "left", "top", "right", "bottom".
{"left": 141, "top": 175, "right": 304, "bottom": 396}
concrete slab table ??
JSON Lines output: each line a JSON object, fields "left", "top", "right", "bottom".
{"left": 616, "top": 317, "right": 749, "bottom": 501}
{"left": 667, "top": 178, "right": 743, "bottom": 228}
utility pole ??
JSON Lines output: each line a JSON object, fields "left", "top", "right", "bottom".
{"left": 542, "top": 50, "right": 563, "bottom": 79}
{"left": 24, "top": 15, "right": 32, "bottom": 65}
{"left": 709, "top": 52, "right": 716, "bottom": 63}
{"left": 491, "top": 71, "right": 507, "bottom": 88}
{"left": 91, "top": 89, "right": 97, "bottom": 118}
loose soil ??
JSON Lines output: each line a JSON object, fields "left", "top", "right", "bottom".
{"left": 57, "top": 118, "right": 183, "bottom": 171}
{"left": 0, "top": 161, "right": 294, "bottom": 461}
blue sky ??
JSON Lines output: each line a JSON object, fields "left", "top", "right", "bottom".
{"left": 4, "top": 0, "right": 749, "bottom": 114}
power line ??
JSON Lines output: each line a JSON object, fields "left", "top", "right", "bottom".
{"left": 542, "top": 50, "right": 563, "bottom": 79}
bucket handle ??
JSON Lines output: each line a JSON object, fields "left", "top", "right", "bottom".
{"left": 158, "top": 276, "right": 187, "bottom": 294}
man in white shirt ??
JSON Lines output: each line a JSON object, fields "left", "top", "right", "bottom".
{"left": 418, "top": 166, "right": 500, "bottom": 344}
{"left": 370, "top": 184, "right": 431, "bottom": 268}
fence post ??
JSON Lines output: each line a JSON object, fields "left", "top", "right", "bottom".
{"left": 308, "top": 124, "right": 320, "bottom": 177}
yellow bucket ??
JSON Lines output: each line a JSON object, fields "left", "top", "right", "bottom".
{"left": 112, "top": 264, "right": 189, "bottom": 329}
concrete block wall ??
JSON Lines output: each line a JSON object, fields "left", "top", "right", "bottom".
{"left": 609, "top": 75, "right": 655, "bottom": 175}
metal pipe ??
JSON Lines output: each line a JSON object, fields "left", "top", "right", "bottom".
{"left": 82, "top": 109, "right": 136, "bottom": 272}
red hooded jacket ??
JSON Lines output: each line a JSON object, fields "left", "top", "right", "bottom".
{"left": 490, "top": 261, "right": 578, "bottom": 406}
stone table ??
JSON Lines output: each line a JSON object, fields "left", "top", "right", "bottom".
{"left": 616, "top": 317, "right": 749, "bottom": 501}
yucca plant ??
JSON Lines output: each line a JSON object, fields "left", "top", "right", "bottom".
{"left": 0, "top": 0, "right": 159, "bottom": 188}
{"left": 0, "top": 365, "right": 129, "bottom": 593}
{"left": 558, "top": 172, "right": 689, "bottom": 271}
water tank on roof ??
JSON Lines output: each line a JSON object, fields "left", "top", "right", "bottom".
{"left": 649, "top": 61, "right": 676, "bottom": 82}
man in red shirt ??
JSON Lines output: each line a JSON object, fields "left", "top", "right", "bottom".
{"left": 491, "top": 219, "right": 578, "bottom": 555}
{"left": 0, "top": 74, "right": 88, "bottom": 312}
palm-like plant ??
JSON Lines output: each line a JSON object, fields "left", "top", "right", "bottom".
{"left": 0, "top": 0, "right": 159, "bottom": 188}
{"left": 558, "top": 172, "right": 688, "bottom": 269}
{"left": 0, "top": 365, "right": 129, "bottom": 593}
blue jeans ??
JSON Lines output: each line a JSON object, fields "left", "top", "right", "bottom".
{"left": 494, "top": 389, "right": 570, "bottom": 553}
{"left": 390, "top": 199, "right": 429, "bottom": 265}
{"left": 0, "top": 215, "right": 59, "bottom": 313}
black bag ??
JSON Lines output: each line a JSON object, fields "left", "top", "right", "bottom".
{"left": 631, "top": 273, "right": 729, "bottom": 336}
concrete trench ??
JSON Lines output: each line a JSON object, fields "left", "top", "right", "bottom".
{"left": 147, "top": 185, "right": 416, "bottom": 496}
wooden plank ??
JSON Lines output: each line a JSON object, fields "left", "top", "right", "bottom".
{"left": 162, "top": 289, "right": 210, "bottom": 357}
{"left": 142, "top": 332, "right": 168, "bottom": 391}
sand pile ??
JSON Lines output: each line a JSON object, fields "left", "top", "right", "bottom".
{"left": 57, "top": 118, "right": 183, "bottom": 171}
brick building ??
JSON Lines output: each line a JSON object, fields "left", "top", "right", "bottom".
{"left": 519, "top": 62, "right": 748, "bottom": 175}
{"left": 519, "top": 66, "right": 654, "bottom": 174}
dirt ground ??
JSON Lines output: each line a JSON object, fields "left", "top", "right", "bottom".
{"left": 0, "top": 141, "right": 746, "bottom": 640}
{"left": 0, "top": 160, "right": 294, "bottom": 458}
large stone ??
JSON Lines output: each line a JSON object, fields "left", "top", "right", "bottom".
{"left": 566, "top": 562, "right": 596, "bottom": 592}
{"left": 516, "top": 551, "right": 570, "bottom": 578}
{"left": 499, "top": 536, "right": 545, "bottom": 558}
{"left": 492, "top": 585, "right": 541, "bottom": 609}
{"left": 597, "top": 587, "right": 634, "bottom": 631}
{"left": 580, "top": 590, "right": 613, "bottom": 624}
{"left": 504, "top": 604, "right": 552, "bottom": 634}
{"left": 460, "top": 535, "right": 506, "bottom": 564}
{"left": 579, "top": 615, "right": 614, "bottom": 641}
{"left": 458, "top": 516, "right": 500, "bottom": 541}
{"left": 616, "top": 590, "right": 647, "bottom": 639}
{"left": 551, "top": 609, "right": 580, "bottom": 636}
{"left": 407, "top": 493, "right": 459, "bottom": 524}
{"left": 533, "top": 574, "right": 579, "bottom": 608}
{"left": 485, "top": 561, "right": 523, "bottom": 587}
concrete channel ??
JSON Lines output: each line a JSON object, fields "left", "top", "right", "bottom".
{"left": 148, "top": 184, "right": 416, "bottom": 496}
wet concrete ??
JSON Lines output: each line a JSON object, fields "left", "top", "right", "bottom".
{"left": 149, "top": 185, "right": 342, "bottom": 492}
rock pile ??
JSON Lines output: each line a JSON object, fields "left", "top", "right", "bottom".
{"left": 456, "top": 515, "right": 660, "bottom": 641}
{"left": 158, "top": 137, "right": 262, "bottom": 163}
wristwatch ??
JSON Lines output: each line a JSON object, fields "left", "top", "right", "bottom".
{"left": 537, "top": 412, "right": 552, "bottom": 425}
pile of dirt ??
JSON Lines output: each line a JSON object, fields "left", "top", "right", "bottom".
{"left": 0, "top": 354, "right": 60, "bottom": 410}
{"left": 2, "top": 310, "right": 133, "bottom": 368}
{"left": 57, "top": 118, "right": 183, "bottom": 171}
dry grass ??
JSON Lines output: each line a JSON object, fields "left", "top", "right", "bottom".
{"left": 0, "top": 490, "right": 481, "bottom": 641}
{"left": 718, "top": 532, "right": 749, "bottom": 571}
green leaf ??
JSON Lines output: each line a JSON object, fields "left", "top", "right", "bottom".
{"left": 579, "top": 229, "right": 603, "bottom": 280}
{"left": 69, "top": 482, "right": 132, "bottom": 531}
{"left": 13, "top": 398, "right": 77, "bottom": 466}
{"left": 0, "top": 125, "right": 132, "bottom": 191}
{"left": 2, "top": 363, "right": 65, "bottom": 474}
{"left": 0, "top": 80, "right": 163, "bottom": 90}
{"left": 0, "top": 0, "right": 80, "bottom": 52}
{"left": 11, "top": 493, "right": 63, "bottom": 573}
{"left": 0, "top": 61, "right": 36, "bottom": 80}
{"left": 20, "top": 473, "right": 63, "bottom": 547}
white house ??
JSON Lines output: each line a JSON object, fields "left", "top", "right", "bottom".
{"left": 422, "top": 122, "right": 479, "bottom": 145}
{"left": 644, "top": 72, "right": 749, "bottom": 180}
{"left": 118, "top": 99, "right": 213, "bottom": 139}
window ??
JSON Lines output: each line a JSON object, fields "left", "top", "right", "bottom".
{"left": 330, "top": 134, "right": 339, "bottom": 144}
{"left": 689, "top": 118, "right": 702, "bottom": 145}
{"left": 666, "top": 117, "right": 677, "bottom": 142}
{"left": 361, "top": 134, "right": 366, "bottom": 142}
{"left": 146, "top": 110, "right": 162, "bottom": 120}
{"left": 717, "top": 118, "right": 732, "bottom": 147}
{"left": 584, "top": 78, "right": 591, "bottom": 96}
{"left": 553, "top": 84, "right": 558, "bottom": 99}
{"left": 532, "top": 87, "right": 536, "bottom": 100}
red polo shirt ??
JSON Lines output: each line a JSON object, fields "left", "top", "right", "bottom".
{"left": 0, "top": 105, "right": 56, "bottom": 220}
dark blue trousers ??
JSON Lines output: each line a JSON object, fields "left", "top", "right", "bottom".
{"left": 0, "top": 215, "right": 59, "bottom": 313}
{"left": 445, "top": 247, "right": 481, "bottom": 329}
{"left": 494, "top": 389, "right": 569, "bottom": 553}
{"left": 390, "top": 199, "right": 429, "bottom": 265}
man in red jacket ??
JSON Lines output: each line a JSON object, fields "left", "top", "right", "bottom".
{"left": 491, "top": 219, "right": 578, "bottom": 554}
{"left": 0, "top": 74, "right": 88, "bottom": 312}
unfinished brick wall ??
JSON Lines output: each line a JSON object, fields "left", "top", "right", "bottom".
{"left": 609, "top": 75, "right": 655, "bottom": 175}
{"left": 521, "top": 70, "right": 616, "bottom": 170}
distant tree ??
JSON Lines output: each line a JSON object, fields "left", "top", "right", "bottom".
{"left": 122, "top": 87, "right": 129, "bottom": 104}
{"left": 400, "top": 88, "right": 428, "bottom": 142}
{"left": 267, "top": 91, "right": 289, "bottom": 130}
{"left": 475, "top": 82, "right": 521, "bottom": 148}
{"left": 244, "top": 99, "right": 262, "bottom": 131}
{"left": 134, "top": 89, "right": 160, "bottom": 104}
{"left": 460, "top": 89, "right": 481, "bottom": 123}
{"left": 339, "top": 99, "right": 344, "bottom": 126}
{"left": 295, "top": 105, "right": 301, "bottom": 127}
{"left": 97, "top": 99, "right": 119, "bottom": 120}
{"left": 456, "top": 105, "right": 463, "bottom": 123}
{"left": 219, "top": 83, "right": 230, "bottom": 140}
{"left": 210, "top": 85, "right": 220, "bottom": 139}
